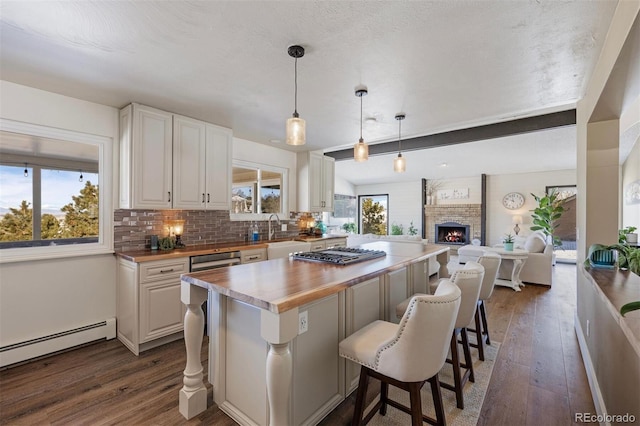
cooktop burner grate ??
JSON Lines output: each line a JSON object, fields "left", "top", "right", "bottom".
{"left": 292, "top": 247, "right": 386, "bottom": 265}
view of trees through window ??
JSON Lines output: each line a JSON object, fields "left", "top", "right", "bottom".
{"left": 359, "top": 195, "right": 388, "bottom": 235}
{"left": 0, "top": 165, "right": 99, "bottom": 246}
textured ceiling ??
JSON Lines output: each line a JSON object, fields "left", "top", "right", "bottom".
{"left": 0, "top": 1, "right": 621, "bottom": 184}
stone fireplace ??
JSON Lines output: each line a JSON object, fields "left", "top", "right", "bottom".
{"left": 424, "top": 204, "right": 482, "bottom": 247}
{"left": 435, "top": 221, "right": 470, "bottom": 245}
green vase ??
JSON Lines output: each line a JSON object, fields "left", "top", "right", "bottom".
{"left": 504, "top": 242, "right": 514, "bottom": 251}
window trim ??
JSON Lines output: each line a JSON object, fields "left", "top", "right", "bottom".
{"left": 0, "top": 118, "right": 113, "bottom": 263}
{"left": 229, "top": 160, "right": 288, "bottom": 221}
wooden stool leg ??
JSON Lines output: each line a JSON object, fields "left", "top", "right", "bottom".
{"left": 379, "top": 380, "right": 388, "bottom": 416}
{"left": 429, "top": 375, "right": 446, "bottom": 426}
{"left": 409, "top": 382, "right": 423, "bottom": 426}
{"left": 474, "top": 306, "right": 485, "bottom": 361}
{"left": 480, "top": 301, "right": 491, "bottom": 345}
{"left": 352, "top": 367, "right": 370, "bottom": 426}
{"left": 449, "top": 330, "right": 464, "bottom": 409}
{"left": 461, "top": 328, "right": 475, "bottom": 383}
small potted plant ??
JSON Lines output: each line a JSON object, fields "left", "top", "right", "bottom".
{"left": 503, "top": 233, "right": 515, "bottom": 251}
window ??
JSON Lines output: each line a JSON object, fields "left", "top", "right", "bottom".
{"left": 230, "top": 160, "right": 287, "bottom": 220}
{"left": 359, "top": 195, "right": 388, "bottom": 235}
{"left": 0, "top": 119, "right": 113, "bottom": 262}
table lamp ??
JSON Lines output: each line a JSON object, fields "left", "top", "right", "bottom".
{"left": 171, "top": 219, "right": 186, "bottom": 247}
{"left": 512, "top": 215, "right": 523, "bottom": 236}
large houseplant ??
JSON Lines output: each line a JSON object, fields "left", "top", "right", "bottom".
{"left": 530, "top": 189, "right": 565, "bottom": 248}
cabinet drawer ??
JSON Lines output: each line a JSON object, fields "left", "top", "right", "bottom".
{"left": 241, "top": 248, "right": 267, "bottom": 264}
{"left": 309, "top": 241, "right": 326, "bottom": 252}
{"left": 326, "top": 238, "right": 346, "bottom": 248}
{"left": 140, "top": 258, "right": 188, "bottom": 282}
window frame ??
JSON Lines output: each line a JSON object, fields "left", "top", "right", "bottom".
{"left": 229, "top": 160, "right": 288, "bottom": 221}
{"left": 358, "top": 194, "right": 389, "bottom": 236}
{"left": 0, "top": 118, "right": 113, "bottom": 263}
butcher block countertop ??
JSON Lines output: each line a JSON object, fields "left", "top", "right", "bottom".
{"left": 181, "top": 241, "right": 448, "bottom": 314}
{"left": 115, "top": 235, "right": 349, "bottom": 263}
{"left": 115, "top": 240, "right": 268, "bottom": 262}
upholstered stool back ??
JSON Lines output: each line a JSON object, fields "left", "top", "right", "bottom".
{"left": 450, "top": 261, "right": 484, "bottom": 329}
{"left": 477, "top": 252, "right": 501, "bottom": 300}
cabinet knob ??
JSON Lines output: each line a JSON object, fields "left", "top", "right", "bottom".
{"left": 202, "top": 193, "right": 205, "bottom": 203}
{"left": 168, "top": 191, "right": 171, "bottom": 202}
{"left": 160, "top": 268, "right": 175, "bottom": 273}
{"left": 207, "top": 193, "right": 210, "bottom": 203}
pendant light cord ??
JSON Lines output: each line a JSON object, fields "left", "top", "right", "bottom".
{"left": 359, "top": 94, "right": 363, "bottom": 141}
{"left": 294, "top": 57, "right": 298, "bottom": 116}
{"left": 398, "top": 119, "right": 402, "bottom": 154}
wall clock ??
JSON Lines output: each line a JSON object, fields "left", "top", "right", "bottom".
{"left": 502, "top": 192, "right": 525, "bottom": 210}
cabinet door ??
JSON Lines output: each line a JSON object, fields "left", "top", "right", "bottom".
{"left": 322, "top": 156, "right": 335, "bottom": 211}
{"left": 140, "top": 279, "right": 185, "bottom": 343}
{"left": 385, "top": 268, "right": 409, "bottom": 324}
{"left": 132, "top": 104, "right": 173, "bottom": 209}
{"left": 173, "top": 115, "right": 206, "bottom": 209}
{"left": 308, "top": 152, "right": 325, "bottom": 212}
{"left": 205, "top": 124, "right": 232, "bottom": 210}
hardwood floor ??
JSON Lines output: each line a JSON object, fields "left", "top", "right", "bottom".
{"left": 0, "top": 263, "right": 593, "bottom": 425}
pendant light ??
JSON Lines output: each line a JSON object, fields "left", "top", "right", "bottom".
{"left": 286, "top": 45, "right": 306, "bottom": 146}
{"left": 353, "top": 88, "right": 369, "bottom": 162}
{"left": 393, "top": 113, "right": 406, "bottom": 173}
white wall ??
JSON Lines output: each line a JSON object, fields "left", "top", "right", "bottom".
{"left": 0, "top": 81, "right": 119, "bottom": 347}
{"left": 487, "top": 169, "right": 576, "bottom": 246}
{"left": 433, "top": 176, "right": 482, "bottom": 204}
{"left": 232, "top": 137, "right": 297, "bottom": 213}
{"left": 356, "top": 180, "right": 423, "bottom": 236}
{"left": 621, "top": 95, "right": 640, "bottom": 230}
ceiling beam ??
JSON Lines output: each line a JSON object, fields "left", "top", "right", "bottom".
{"left": 325, "top": 109, "right": 576, "bottom": 161}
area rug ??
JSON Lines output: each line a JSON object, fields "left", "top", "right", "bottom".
{"left": 368, "top": 341, "right": 500, "bottom": 426}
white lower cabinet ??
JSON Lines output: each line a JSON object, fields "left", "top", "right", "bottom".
{"left": 240, "top": 248, "right": 267, "bottom": 264}
{"left": 309, "top": 238, "right": 347, "bottom": 252}
{"left": 116, "top": 257, "right": 188, "bottom": 355}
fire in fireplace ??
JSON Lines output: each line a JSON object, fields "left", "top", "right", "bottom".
{"left": 435, "top": 222, "right": 470, "bottom": 245}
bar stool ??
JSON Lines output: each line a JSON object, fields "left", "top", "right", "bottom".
{"left": 339, "top": 280, "right": 461, "bottom": 426}
{"left": 469, "top": 252, "right": 501, "bottom": 361}
{"left": 396, "top": 261, "right": 484, "bottom": 409}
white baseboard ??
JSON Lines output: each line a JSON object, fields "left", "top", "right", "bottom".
{"left": 0, "top": 318, "right": 116, "bottom": 368}
{"left": 574, "top": 313, "right": 610, "bottom": 426}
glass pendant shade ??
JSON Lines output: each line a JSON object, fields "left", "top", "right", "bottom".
{"left": 353, "top": 88, "right": 369, "bottom": 161}
{"left": 286, "top": 45, "right": 306, "bottom": 146}
{"left": 286, "top": 115, "right": 306, "bottom": 146}
{"left": 394, "top": 113, "right": 406, "bottom": 173}
{"left": 354, "top": 139, "right": 369, "bottom": 162}
{"left": 394, "top": 153, "right": 406, "bottom": 173}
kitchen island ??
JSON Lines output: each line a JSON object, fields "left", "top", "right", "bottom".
{"left": 179, "top": 241, "right": 449, "bottom": 425}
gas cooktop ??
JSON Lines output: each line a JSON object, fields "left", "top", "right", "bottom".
{"left": 292, "top": 247, "right": 386, "bottom": 265}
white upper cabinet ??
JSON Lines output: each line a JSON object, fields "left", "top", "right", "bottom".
{"left": 173, "top": 115, "right": 206, "bottom": 209}
{"left": 297, "top": 151, "right": 335, "bottom": 212}
{"left": 120, "top": 103, "right": 173, "bottom": 209}
{"left": 205, "top": 123, "right": 232, "bottom": 210}
{"left": 120, "top": 104, "right": 231, "bottom": 210}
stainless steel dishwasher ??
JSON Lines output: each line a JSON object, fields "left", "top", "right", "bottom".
{"left": 189, "top": 251, "right": 241, "bottom": 272}
{"left": 189, "top": 251, "right": 242, "bottom": 335}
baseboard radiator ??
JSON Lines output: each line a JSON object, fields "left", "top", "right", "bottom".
{"left": 0, "top": 318, "right": 116, "bottom": 368}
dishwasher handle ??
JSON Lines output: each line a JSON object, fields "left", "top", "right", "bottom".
{"left": 191, "top": 257, "right": 241, "bottom": 271}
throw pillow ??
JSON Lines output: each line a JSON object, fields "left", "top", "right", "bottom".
{"left": 524, "top": 233, "right": 546, "bottom": 253}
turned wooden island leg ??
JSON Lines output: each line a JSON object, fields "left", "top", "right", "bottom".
{"left": 260, "top": 308, "right": 299, "bottom": 426}
{"left": 179, "top": 281, "right": 208, "bottom": 420}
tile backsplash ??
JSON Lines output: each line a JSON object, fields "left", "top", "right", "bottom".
{"left": 113, "top": 209, "right": 311, "bottom": 252}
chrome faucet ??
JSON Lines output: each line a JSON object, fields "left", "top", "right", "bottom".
{"left": 268, "top": 214, "right": 281, "bottom": 240}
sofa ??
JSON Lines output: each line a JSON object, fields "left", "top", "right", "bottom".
{"left": 457, "top": 231, "right": 553, "bottom": 286}
{"left": 346, "top": 234, "right": 440, "bottom": 275}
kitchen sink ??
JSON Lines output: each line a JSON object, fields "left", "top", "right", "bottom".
{"left": 267, "top": 240, "right": 311, "bottom": 259}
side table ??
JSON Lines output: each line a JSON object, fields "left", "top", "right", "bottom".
{"left": 488, "top": 248, "right": 529, "bottom": 291}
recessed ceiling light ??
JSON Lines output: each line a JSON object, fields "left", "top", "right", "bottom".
{"left": 440, "top": 162, "right": 448, "bottom": 167}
